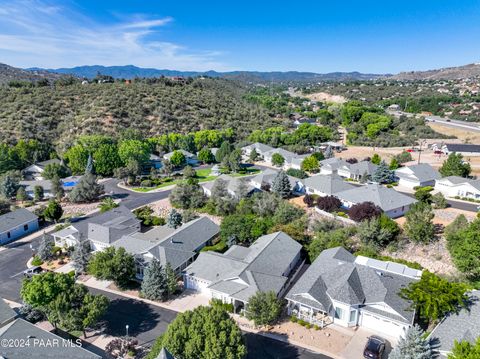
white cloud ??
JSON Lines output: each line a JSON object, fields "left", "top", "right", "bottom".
{"left": 0, "top": 0, "right": 230, "bottom": 71}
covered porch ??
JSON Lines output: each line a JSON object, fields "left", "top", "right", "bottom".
{"left": 288, "top": 301, "right": 332, "bottom": 328}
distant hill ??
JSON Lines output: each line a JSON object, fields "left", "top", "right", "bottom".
{"left": 26, "top": 64, "right": 385, "bottom": 82}
{"left": 0, "top": 63, "right": 66, "bottom": 85}
{"left": 392, "top": 63, "right": 480, "bottom": 80}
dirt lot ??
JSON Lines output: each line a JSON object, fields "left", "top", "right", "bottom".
{"left": 428, "top": 122, "right": 480, "bottom": 144}
{"left": 304, "top": 91, "right": 347, "bottom": 104}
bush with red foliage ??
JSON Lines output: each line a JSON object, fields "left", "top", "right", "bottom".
{"left": 317, "top": 195, "right": 342, "bottom": 213}
{"left": 348, "top": 201, "right": 383, "bottom": 222}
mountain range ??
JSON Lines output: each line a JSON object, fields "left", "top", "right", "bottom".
{"left": 391, "top": 63, "right": 480, "bottom": 80}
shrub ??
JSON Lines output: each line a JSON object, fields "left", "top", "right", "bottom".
{"left": 31, "top": 256, "right": 43, "bottom": 266}
{"left": 290, "top": 316, "right": 298, "bottom": 323}
{"left": 140, "top": 179, "right": 153, "bottom": 187}
{"left": 317, "top": 195, "right": 342, "bottom": 212}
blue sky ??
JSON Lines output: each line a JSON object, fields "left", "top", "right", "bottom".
{"left": 0, "top": 0, "right": 480, "bottom": 73}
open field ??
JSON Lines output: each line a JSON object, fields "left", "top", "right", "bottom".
{"left": 304, "top": 91, "right": 347, "bottom": 104}
{"left": 428, "top": 122, "right": 480, "bottom": 143}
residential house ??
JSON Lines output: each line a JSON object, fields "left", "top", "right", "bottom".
{"left": 250, "top": 168, "right": 305, "bottom": 194}
{"left": 22, "top": 159, "right": 62, "bottom": 180}
{"left": 336, "top": 183, "right": 417, "bottom": 218}
{"left": 337, "top": 161, "right": 378, "bottom": 181}
{"left": 52, "top": 206, "right": 141, "bottom": 249}
{"left": 19, "top": 176, "right": 82, "bottom": 199}
{"left": 202, "top": 174, "right": 259, "bottom": 198}
{"left": 286, "top": 247, "right": 420, "bottom": 338}
{"left": 441, "top": 143, "right": 480, "bottom": 157}
{"left": 163, "top": 150, "right": 198, "bottom": 165}
{"left": 113, "top": 216, "right": 219, "bottom": 278}
{"left": 148, "top": 154, "right": 163, "bottom": 170}
{"left": 0, "top": 209, "right": 39, "bottom": 245}
{"left": 428, "top": 290, "right": 480, "bottom": 358}
{"left": 241, "top": 142, "right": 275, "bottom": 160}
{"left": 304, "top": 174, "right": 356, "bottom": 197}
{"left": 184, "top": 232, "right": 302, "bottom": 313}
{"left": 0, "top": 298, "right": 100, "bottom": 359}
{"left": 394, "top": 163, "right": 441, "bottom": 188}
{"left": 435, "top": 176, "right": 480, "bottom": 200}
{"left": 319, "top": 142, "right": 345, "bottom": 152}
{"left": 263, "top": 148, "right": 309, "bottom": 170}
{"left": 319, "top": 158, "right": 350, "bottom": 175}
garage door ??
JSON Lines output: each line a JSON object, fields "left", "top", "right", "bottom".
{"left": 359, "top": 311, "right": 407, "bottom": 338}
{"left": 185, "top": 276, "right": 210, "bottom": 294}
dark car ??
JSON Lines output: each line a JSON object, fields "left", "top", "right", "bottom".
{"left": 363, "top": 336, "right": 386, "bottom": 359}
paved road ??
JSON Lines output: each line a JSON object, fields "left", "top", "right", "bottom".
{"left": 388, "top": 110, "right": 480, "bottom": 133}
{"left": 89, "top": 288, "right": 331, "bottom": 359}
{"left": 396, "top": 189, "right": 478, "bottom": 212}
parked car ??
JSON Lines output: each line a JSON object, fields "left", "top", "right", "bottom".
{"left": 23, "top": 266, "right": 44, "bottom": 277}
{"left": 434, "top": 150, "right": 443, "bottom": 155}
{"left": 363, "top": 336, "right": 386, "bottom": 359}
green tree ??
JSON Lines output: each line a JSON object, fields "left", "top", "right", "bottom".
{"left": 118, "top": 140, "right": 150, "bottom": 165}
{"left": 323, "top": 145, "right": 334, "bottom": 159}
{"left": 357, "top": 214, "right": 400, "bottom": 248}
{"left": 215, "top": 141, "right": 234, "bottom": 163}
{"left": 371, "top": 161, "right": 394, "bottom": 183}
{"left": 148, "top": 306, "right": 246, "bottom": 359}
{"left": 271, "top": 170, "right": 291, "bottom": 198}
{"left": 43, "top": 200, "right": 63, "bottom": 222}
{"left": 404, "top": 202, "right": 435, "bottom": 243}
{"left": 167, "top": 208, "right": 183, "bottom": 229}
{"left": 164, "top": 263, "right": 178, "bottom": 299}
{"left": 88, "top": 247, "right": 135, "bottom": 288}
{"left": 414, "top": 186, "right": 434, "bottom": 204}
{"left": 439, "top": 153, "right": 471, "bottom": 178}
{"left": 69, "top": 172, "right": 104, "bottom": 203}
{"left": 99, "top": 197, "right": 119, "bottom": 213}
{"left": 72, "top": 239, "right": 91, "bottom": 275}
{"left": 64, "top": 145, "right": 89, "bottom": 175}
{"left": 169, "top": 180, "right": 206, "bottom": 209}
{"left": 371, "top": 153, "right": 381, "bottom": 165}
{"left": 183, "top": 165, "right": 196, "bottom": 179}
{"left": 286, "top": 168, "right": 308, "bottom": 179}
{"left": 197, "top": 148, "right": 215, "bottom": 164}
{"left": 220, "top": 214, "right": 257, "bottom": 244}
{"left": 50, "top": 175, "right": 65, "bottom": 201}
{"left": 42, "top": 162, "right": 69, "bottom": 179}
{"left": 141, "top": 258, "right": 166, "bottom": 301}
{"left": 389, "top": 325, "right": 432, "bottom": 359}
{"left": 21, "top": 272, "right": 76, "bottom": 309}
{"left": 448, "top": 338, "right": 480, "bottom": 359}
{"left": 249, "top": 148, "right": 259, "bottom": 162}
{"left": 308, "top": 227, "right": 355, "bottom": 261}
{"left": 224, "top": 149, "right": 242, "bottom": 173}
{"left": 245, "top": 291, "right": 283, "bottom": 327}
{"left": 37, "top": 233, "right": 54, "bottom": 261}
{"left": 16, "top": 186, "right": 27, "bottom": 202}
{"left": 271, "top": 153, "right": 285, "bottom": 167}
{"left": 34, "top": 185, "right": 44, "bottom": 202}
{"left": 93, "top": 143, "right": 122, "bottom": 176}
{"left": 301, "top": 155, "right": 320, "bottom": 173}
{"left": 0, "top": 172, "right": 20, "bottom": 199}
{"left": 400, "top": 270, "right": 468, "bottom": 323}
{"left": 389, "top": 157, "right": 400, "bottom": 170}
{"left": 170, "top": 150, "right": 187, "bottom": 168}
{"left": 272, "top": 201, "right": 305, "bottom": 225}
{"left": 431, "top": 192, "right": 447, "bottom": 209}
{"left": 446, "top": 219, "right": 480, "bottom": 279}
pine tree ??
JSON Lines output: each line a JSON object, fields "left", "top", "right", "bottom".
{"left": 50, "top": 175, "right": 65, "bottom": 201}
{"left": 324, "top": 145, "right": 334, "bottom": 159}
{"left": 72, "top": 238, "right": 91, "bottom": 274}
{"left": 249, "top": 148, "right": 259, "bottom": 162}
{"left": 16, "top": 186, "right": 27, "bottom": 202}
{"left": 164, "top": 263, "right": 177, "bottom": 299}
{"left": 141, "top": 258, "right": 166, "bottom": 301}
{"left": 167, "top": 209, "right": 183, "bottom": 229}
{"left": 85, "top": 154, "right": 94, "bottom": 174}
{"left": 371, "top": 160, "right": 394, "bottom": 184}
{"left": 37, "top": 233, "right": 54, "bottom": 261}
{"left": 389, "top": 325, "right": 432, "bottom": 359}
{"left": 69, "top": 171, "right": 104, "bottom": 203}
{"left": 271, "top": 170, "right": 291, "bottom": 198}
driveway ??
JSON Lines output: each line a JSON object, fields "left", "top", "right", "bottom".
{"left": 340, "top": 328, "right": 396, "bottom": 359}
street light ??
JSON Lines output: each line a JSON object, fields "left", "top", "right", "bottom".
{"left": 125, "top": 324, "right": 129, "bottom": 338}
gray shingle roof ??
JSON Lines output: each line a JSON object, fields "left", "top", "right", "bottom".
{"left": 395, "top": 163, "right": 441, "bottom": 182}
{"left": 320, "top": 157, "right": 350, "bottom": 171}
{"left": 286, "top": 247, "right": 416, "bottom": 324}
{"left": 263, "top": 148, "right": 308, "bottom": 164}
{"left": 0, "top": 299, "right": 16, "bottom": 325}
{"left": 250, "top": 168, "right": 299, "bottom": 189}
{"left": 336, "top": 184, "right": 416, "bottom": 212}
{"left": 438, "top": 176, "right": 480, "bottom": 191}
{"left": 163, "top": 150, "right": 195, "bottom": 160}
{"left": 242, "top": 142, "right": 275, "bottom": 155}
{"left": 185, "top": 231, "right": 301, "bottom": 302}
{"left": 304, "top": 174, "right": 356, "bottom": 195}
{"left": 0, "top": 318, "right": 100, "bottom": 358}
{"left": 345, "top": 161, "right": 378, "bottom": 176}
{"left": 429, "top": 290, "right": 480, "bottom": 354}
{"left": 203, "top": 174, "right": 257, "bottom": 197}
{"left": 0, "top": 208, "right": 38, "bottom": 234}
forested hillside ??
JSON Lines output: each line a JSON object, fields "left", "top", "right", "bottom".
{"left": 0, "top": 77, "right": 282, "bottom": 145}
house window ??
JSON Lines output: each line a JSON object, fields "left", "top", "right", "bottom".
{"left": 335, "top": 307, "right": 343, "bottom": 320}
{"left": 24, "top": 224, "right": 29, "bottom": 231}
{"left": 349, "top": 310, "right": 357, "bottom": 323}
{"left": 7, "top": 232, "right": 11, "bottom": 239}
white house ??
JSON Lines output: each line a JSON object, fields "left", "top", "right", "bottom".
{"left": 241, "top": 142, "right": 275, "bottom": 159}
{"left": 435, "top": 176, "right": 480, "bottom": 200}
{"left": 262, "top": 148, "right": 308, "bottom": 170}
{"left": 319, "top": 158, "right": 350, "bottom": 175}
{"left": 184, "top": 232, "right": 302, "bottom": 313}
{"left": 0, "top": 209, "right": 39, "bottom": 245}
{"left": 163, "top": 150, "right": 198, "bottom": 165}
{"left": 303, "top": 174, "right": 355, "bottom": 197}
{"left": 250, "top": 168, "right": 305, "bottom": 194}
{"left": 337, "top": 161, "right": 378, "bottom": 181}
{"left": 201, "top": 174, "right": 259, "bottom": 198}
{"left": 286, "top": 247, "right": 421, "bottom": 338}
{"left": 22, "top": 159, "right": 62, "bottom": 180}
{"left": 19, "top": 176, "right": 82, "bottom": 199}
{"left": 395, "top": 163, "right": 441, "bottom": 188}
{"left": 336, "top": 184, "right": 417, "bottom": 218}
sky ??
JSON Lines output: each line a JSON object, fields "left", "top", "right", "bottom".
{"left": 0, "top": 0, "right": 480, "bottom": 73}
